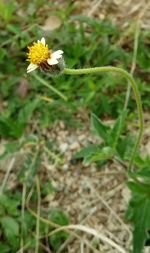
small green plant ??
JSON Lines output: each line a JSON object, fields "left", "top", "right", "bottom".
{"left": 48, "top": 209, "right": 70, "bottom": 251}
{"left": 0, "top": 0, "right": 15, "bottom": 23}
{"left": 26, "top": 35, "right": 150, "bottom": 253}
{"left": 1, "top": 5, "right": 150, "bottom": 251}
{"left": 0, "top": 194, "right": 20, "bottom": 252}
{"left": 74, "top": 111, "right": 129, "bottom": 165}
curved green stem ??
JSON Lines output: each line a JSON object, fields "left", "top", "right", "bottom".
{"left": 63, "top": 66, "right": 144, "bottom": 171}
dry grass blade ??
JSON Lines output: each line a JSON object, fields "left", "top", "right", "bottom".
{"left": 87, "top": 181, "right": 131, "bottom": 234}
{"left": 56, "top": 205, "right": 99, "bottom": 253}
{"left": 87, "top": 0, "right": 104, "bottom": 16}
{"left": 48, "top": 224, "right": 127, "bottom": 253}
{"left": 20, "top": 183, "right": 27, "bottom": 253}
{"left": 0, "top": 157, "right": 15, "bottom": 194}
{"left": 26, "top": 181, "right": 101, "bottom": 252}
{"left": 35, "top": 176, "right": 41, "bottom": 253}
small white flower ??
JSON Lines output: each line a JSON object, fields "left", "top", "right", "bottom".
{"left": 27, "top": 37, "right": 64, "bottom": 73}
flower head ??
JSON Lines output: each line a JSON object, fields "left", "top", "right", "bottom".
{"left": 27, "top": 37, "right": 64, "bottom": 73}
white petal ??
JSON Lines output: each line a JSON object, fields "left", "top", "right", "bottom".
{"left": 51, "top": 50, "right": 63, "bottom": 59}
{"left": 47, "top": 57, "right": 58, "bottom": 65}
{"left": 27, "top": 63, "right": 38, "bottom": 73}
{"left": 40, "top": 37, "right": 46, "bottom": 45}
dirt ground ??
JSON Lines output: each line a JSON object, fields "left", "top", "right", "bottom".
{"left": 1, "top": 110, "right": 150, "bottom": 252}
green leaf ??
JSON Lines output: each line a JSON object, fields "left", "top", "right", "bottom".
{"left": 0, "top": 194, "right": 19, "bottom": 215}
{"left": 127, "top": 181, "right": 150, "bottom": 195}
{"left": 48, "top": 209, "right": 70, "bottom": 250}
{"left": 49, "top": 231, "right": 69, "bottom": 251}
{"left": 6, "top": 24, "right": 21, "bottom": 34}
{"left": 133, "top": 199, "right": 150, "bottom": 253}
{"left": 0, "top": 117, "right": 25, "bottom": 138}
{"left": 0, "top": 1, "right": 15, "bottom": 22}
{"left": 1, "top": 216, "right": 19, "bottom": 241}
{"left": 74, "top": 145, "right": 99, "bottom": 159}
{"left": 18, "top": 98, "right": 40, "bottom": 123}
{"left": 126, "top": 181, "right": 150, "bottom": 253}
{"left": 48, "top": 209, "right": 69, "bottom": 226}
{"left": 74, "top": 145, "right": 114, "bottom": 165}
{"left": 83, "top": 146, "right": 114, "bottom": 165}
{"left": 129, "top": 156, "right": 150, "bottom": 183}
{"left": 135, "top": 156, "right": 150, "bottom": 170}
{"left": 131, "top": 168, "right": 150, "bottom": 182}
{"left": 19, "top": 151, "right": 41, "bottom": 184}
{"left": 91, "top": 113, "right": 110, "bottom": 143}
{"left": 0, "top": 243, "right": 11, "bottom": 253}
{"left": 116, "top": 135, "right": 134, "bottom": 160}
{"left": 41, "top": 182, "right": 56, "bottom": 196}
{"left": 109, "top": 110, "right": 127, "bottom": 149}
{"left": 0, "top": 141, "right": 21, "bottom": 160}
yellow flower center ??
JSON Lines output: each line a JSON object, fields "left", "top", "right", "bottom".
{"left": 27, "top": 42, "right": 50, "bottom": 65}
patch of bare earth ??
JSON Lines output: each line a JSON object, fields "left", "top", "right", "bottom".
{"left": 1, "top": 111, "right": 150, "bottom": 252}
{"left": 40, "top": 110, "right": 149, "bottom": 253}
{"left": 41, "top": 120, "right": 131, "bottom": 253}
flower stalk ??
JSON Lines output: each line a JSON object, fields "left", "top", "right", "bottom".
{"left": 33, "top": 73, "right": 67, "bottom": 101}
{"left": 26, "top": 38, "right": 143, "bottom": 171}
{"left": 63, "top": 66, "right": 144, "bottom": 171}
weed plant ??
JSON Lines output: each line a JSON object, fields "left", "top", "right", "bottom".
{"left": 0, "top": 1, "right": 150, "bottom": 253}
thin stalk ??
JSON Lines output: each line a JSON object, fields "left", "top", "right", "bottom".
{"left": 33, "top": 73, "right": 67, "bottom": 101}
{"left": 0, "top": 158, "right": 15, "bottom": 194}
{"left": 35, "top": 176, "right": 41, "bottom": 253}
{"left": 124, "top": 20, "right": 140, "bottom": 110}
{"left": 63, "top": 67, "right": 144, "bottom": 171}
{"left": 20, "top": 183, "right": 26, "bottom": 253}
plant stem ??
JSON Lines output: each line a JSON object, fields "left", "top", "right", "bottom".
{"left": 33, "top": 73, "right": 67, "bottom": 101}
{"left": 35, "top": 176, "right": 41, "bottom": 253}
{"left": 124, "top": 20, "right": 140, "bottom": 110}
{"left": 20, "top": 183, "right": 26, "bottom": 253}
{"left": 63, "top": 67, "right": 144, "bottom": 171}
